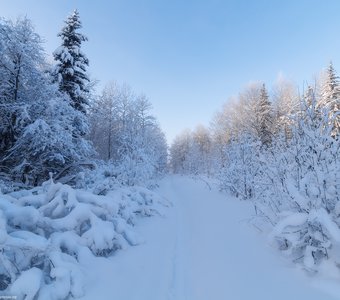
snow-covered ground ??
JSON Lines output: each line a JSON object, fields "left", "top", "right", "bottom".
{"left": 79, "top": 175, "right": 339, "bottom": 300}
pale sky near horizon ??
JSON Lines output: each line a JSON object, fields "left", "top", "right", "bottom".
{"left": 1, "top": 0, "right": 340, "bottom": 143}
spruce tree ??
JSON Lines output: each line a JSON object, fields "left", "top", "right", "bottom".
{"left": 319, "top": 62, "right": 340, "bottom": 137}
{"left": 257, "top": 84, "right": 273, "bottom": 145}
{"left": 53, "top": 10, "right": 90, "bottom": 114}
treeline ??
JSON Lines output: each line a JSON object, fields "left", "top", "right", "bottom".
{"left": 89, "top": 82, "right": 167, "bottom": 185}
{"left": 0, "top": 11, "right": 167, "bottom": 188}
{"left": 170, "top": 67, "right": 340, "bottom": 271}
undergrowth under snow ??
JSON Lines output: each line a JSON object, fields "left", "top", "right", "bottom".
{"left": 0, "top": 178, "right": 169, "bottom": 299}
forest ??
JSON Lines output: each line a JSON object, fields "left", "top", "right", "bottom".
{"left": 0, "top": 9, "right": 339, "bottom": 300}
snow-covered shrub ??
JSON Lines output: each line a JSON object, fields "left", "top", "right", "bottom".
{"left": 0, "top": 177, "right": 23, "bottom": 194}
{"left": 77, "top": 155, "right": 165, "bottom": 193}
{"left": 0, "top": 178, "right": 169, "bottom": 299}
{"left": 4, "top": 105, "right": 93, "bottom": 185}
{"left": 271, "top": 209, "right": 340, "bottom": 271}
{"left": 218, "top": 134, "right": 262, "bottom": 200}
{"left": 74, "top": 161, "right": 120, "bottom": 193}
{"left": 213, "top": 86, "right": 340, "bottom": 271}
{"left": 257, "top": 97, "right": 340, "bottom": 270}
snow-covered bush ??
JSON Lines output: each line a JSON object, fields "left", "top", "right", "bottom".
{"left": 218, "top": 134, "right": 262, "bottom": 200}
{"left": 3, "top": 100, "right": 94, "bottom": 185}
{"left": 227, "top": 93, "right": 340, "bottom": 271}
{"left": 264, "top": 99, "right": 340, "bottom": 270}
{"left": 271, "top": 208, "right": 340, "bottom": 271}
{"left": 0, "top": 178, "right": 169, "bottom": 299}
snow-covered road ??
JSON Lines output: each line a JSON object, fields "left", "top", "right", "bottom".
{"left": 80, "top": 176, "right": 339, "bottom": 300}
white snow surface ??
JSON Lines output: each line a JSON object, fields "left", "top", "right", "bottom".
{"left": 79, "top": 175, "right": 339, "bottom": 300}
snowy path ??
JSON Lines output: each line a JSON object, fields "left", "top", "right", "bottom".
{"left": 80, "top": 176, "right": 338, "bottom": 300}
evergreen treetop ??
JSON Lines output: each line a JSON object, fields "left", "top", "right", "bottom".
{"left": 319, "top": 62, "right": 340, "bottom": 136}
{"left": 53, "top": 10, "right": 90, "bottom": 114}
{"left": 257, "top": 83, "right": 273, "bottom": 145}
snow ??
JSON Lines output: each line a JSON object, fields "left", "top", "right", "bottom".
{"left": 309, "top": 208, "right": 340, "bottom": 242}
{"left": 10, "top": 268, "right": 42, "bottom": 300}
{"left": 270, "top": 212, "right": 308, "bottom": 239}
{"left": 78, "top": 176, "right": 339, "bottom": 300}
{"left": 0, "top": 210, "right": 7, "bottom": 244}
{"left": 0, "top": 174, "right": 338, "bottom": 299}
{"left": 8, "top": 231, "right": 48, "bottom": 250}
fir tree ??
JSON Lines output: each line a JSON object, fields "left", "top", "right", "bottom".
{"left": 53, "top": 10, "right": 90, "bottom": 114}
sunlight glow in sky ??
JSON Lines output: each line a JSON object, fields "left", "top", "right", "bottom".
{"left": 1, "top": 0, "right": 340, "bottom": 142}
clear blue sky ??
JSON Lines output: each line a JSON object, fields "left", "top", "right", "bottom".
{"left": 1, "top": 0, "right": 340, "bottom": 142}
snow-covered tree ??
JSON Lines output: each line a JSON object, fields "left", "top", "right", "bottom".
{"left": 256, "top": 84, "right": 273, "bottom": 145}
{"left": 169, "top": 130, "right": 192, "bottom": 174}
{"left": 0, "top": 17, "right": 45, "bottom": 156}
{"left": 53, "top": 10, "right": 90, "bottom": 114}
{"left": 88, "top": 82, "right": 120, "bottom": 161}
{"left": 0, "top": 17, "right": 93, "bottom": 185}
{"left": 89, "top": 82, "right": 167, "bottom": 185}
{"left": 318, "top": 62, "right": 340, "bottom": 136}
{"left": 237, "top": 83, "right": 262, "bottom": 137}
{"left": 272, "top": 77, "right": 299, "bottom": 140}
{"left": 210, "top": 100, "right": 237, "bottom": 168}
{"left": 170, "top": 126, "right": 214, "bottom": 176}
{"left": 191, "top": 125, "right": 213, "bottom": 174}
{"left": 218, "top": 133, "right": 261, "bottom": 200}
{"left": 3, "top": 96, "right": 93, "bottom": 185}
